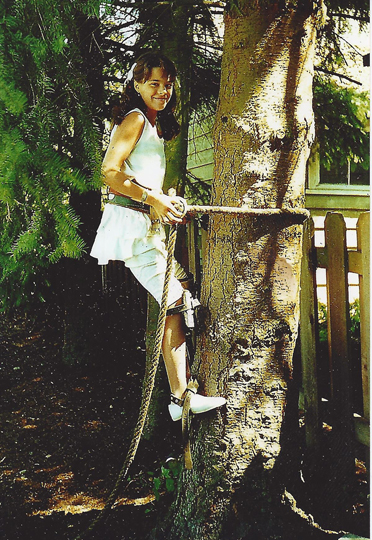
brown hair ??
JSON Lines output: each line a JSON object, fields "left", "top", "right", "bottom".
{"left": 112, "top": 52, "right": 180, "bottom": 141}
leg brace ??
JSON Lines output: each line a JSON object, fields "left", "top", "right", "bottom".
{"left": 166, "top": 289, "right": 200, "bottom": 329}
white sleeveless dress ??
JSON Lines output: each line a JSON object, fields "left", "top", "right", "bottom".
{"left": 90, "top": 108, "right": 183, "bottom": 306}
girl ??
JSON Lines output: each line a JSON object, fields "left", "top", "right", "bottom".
{"left": 91, "top": 52, "right": 225, "bottom": 421}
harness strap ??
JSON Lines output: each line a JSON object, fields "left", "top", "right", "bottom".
{"left": 166, "top": 303, "right": 187, "bottom": 316}
{"left": 106, "top": 193, "right": 150, "bottom": 214}
{"left": 170, "top": 393, "right": 184, "bottom": 407}
{"left": 166, "top": 290, "right": 201, "bottom": 330}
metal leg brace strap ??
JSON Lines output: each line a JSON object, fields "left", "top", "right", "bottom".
{"left": 166, "top": 290, "right": 200, "bottom": 329}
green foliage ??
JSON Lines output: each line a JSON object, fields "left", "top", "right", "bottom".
{"left": 318, "top": 0, "right": 369, "bottom": 68}
{"left": 349, "top": 297, "right": 361, "bottom": 339}
{"left": 318, "top": 298, "right": 361, "bottom": 343}
{"left": 148, "top": 458, "right": 182, "bottom": 502}
{"left": 0, "top": 0, "right": 103, "bottom": 310}
{"left": 318, "top": 301, "right": 328, "bottom": 342}
{"left": 313, "top": 76, "right": 369, "bottom": 171}
{"left": 314, "top": 0, "right": 370, "bottom": 173}
{"left": 323, "top": 0, "right": 369, "bottom": 24}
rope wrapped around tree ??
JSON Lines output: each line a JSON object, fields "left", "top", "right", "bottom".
{"left": 187, "top": 205, "right": 309, "bottom": 220}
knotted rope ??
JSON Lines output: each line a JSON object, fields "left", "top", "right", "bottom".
{"left": 75, "top": 202, "right": 309, "bottom": 538}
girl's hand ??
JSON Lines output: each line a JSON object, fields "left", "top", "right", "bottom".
{"left": 149, "top": 192, "right": 187, "bottom": 224}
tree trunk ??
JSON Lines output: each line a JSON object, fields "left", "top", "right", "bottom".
{"left": 160, "top": 2, "right": 193, "bottom": 197}
{"left": 161, "top": 2, "right": 322, "bottom": 539}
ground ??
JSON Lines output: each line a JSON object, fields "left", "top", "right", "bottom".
{"left": 0, "top": 310, "right": 369, "bottom": 540}
{"left": 0, "top": 310, "right": 183, "bottom": 540}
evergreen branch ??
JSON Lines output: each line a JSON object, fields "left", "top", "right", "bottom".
{"left": 103, "top": 38, "right": 134, "bottom": 52}
{"left": 335, "top": 31, "right": 366, "bottom": 57}
{"left": 101, "top": 19, "right": 137, "bottom": 37}
{"left": 328, "top": 12, "right": 369, "bottom": 23}
{"left": 101, "top": 0, "right": 225, "bottom": 5}
{"left": 314, "top": 66, "right": 362, "bottom": 86}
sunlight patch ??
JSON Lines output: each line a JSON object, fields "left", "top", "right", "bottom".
{"left": 32, "top": 492, "right": 156, "bottom": 516}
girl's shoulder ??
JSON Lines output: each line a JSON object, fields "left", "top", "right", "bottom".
{"left": 113, "top": 109, "right": 145, "bottom": 137}
{"left": 123, "top": 108, "right": 146, "bottom": 126}
{"left": 125, "top": 108, "right": 147, "bottom": 124}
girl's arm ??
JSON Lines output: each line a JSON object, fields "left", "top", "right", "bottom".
{"left": 102, "top": 112, "right": 184, "bottom": 224}
{"left": 102, "top": 111, "right": 144, "bottom": 196}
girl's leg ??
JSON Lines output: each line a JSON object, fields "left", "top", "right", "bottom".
{"left": 164, "top": 305, "right": 226, "bottom": 422}
{"left": 162, "top": 301, "right": 188, "bottom": 399}
{"left": 124, "top": 236, "right": 225, "bottom": 416}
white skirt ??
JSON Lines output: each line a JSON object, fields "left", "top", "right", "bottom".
{"left": 90, "top": 204, "right": 183, "bottom": 306}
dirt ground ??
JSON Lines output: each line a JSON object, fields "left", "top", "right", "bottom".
{"left": 0, "top": 311, "right": 369, "bottom": 540}
{"left": 0, "top": 311, "right": 184, "bottom": 540}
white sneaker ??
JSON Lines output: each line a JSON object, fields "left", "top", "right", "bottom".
{"left": 168, "top": 393, "right": 226, "bottom": 422}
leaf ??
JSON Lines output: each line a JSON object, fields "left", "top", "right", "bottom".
{"left": 165, "top": 478, "right": 175, "bottom": 492}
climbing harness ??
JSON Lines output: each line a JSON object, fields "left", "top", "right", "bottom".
{"left": 75, "top": 201, "right": 309, "bottom": 539}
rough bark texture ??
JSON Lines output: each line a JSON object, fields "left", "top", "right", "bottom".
{"left": 161, "top": 4, "right": 193, "bottom": 196}
{"left": 160, "top": 2, "right": 320, "bottom": 539}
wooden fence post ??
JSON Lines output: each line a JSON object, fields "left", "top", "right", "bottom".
{"left": 300, "top": 218, "right": 321, "bottom": 452}
{"left": 357, "top": 213, "right": 370, "bottom": 424}
{"left": 324, "top": 212, "right": 355, "bottom": 507}
{"left": 187, "top": 218, "right": 201, "bottom": 293}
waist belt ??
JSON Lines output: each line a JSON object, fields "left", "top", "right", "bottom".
{"left": 106, "top": 193, "right": 150, "bottom": 214}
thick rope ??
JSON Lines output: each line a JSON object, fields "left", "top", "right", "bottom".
{"left": 187, "top": 205, "right": 310, "bottom": 221}
{"left": 75, "top": 225, "right": 178, "bottom": 540}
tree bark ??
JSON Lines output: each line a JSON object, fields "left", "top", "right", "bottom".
{"left": 161, "top": 2, "right": 322, "bottom": 539}
{"left": 159, "top": 3, "right": 193, "bottom": 197}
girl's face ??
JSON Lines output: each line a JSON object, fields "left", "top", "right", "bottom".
{"left": 135, "top": 67, "right": 174, "bottom": 114}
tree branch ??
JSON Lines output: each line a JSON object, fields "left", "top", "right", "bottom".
{"left": 194, "top": 41, "right": 223, "bottom": 52}
{"left": 282, "top": 491, "right": 342, "bottom": 537}
{"left": 329, "top": 12, "right": 369, "bottom": 23}
{"left": 103, "top": 38, "right": 134, "bottom": 51}
{"left": 315, "top": 67, "right": 362, "bottom": 86}
{"left": 101, "top": 19, "right": 137, "bottom": 38}
{"left": 101, "top": 0, "right": 225, "bottom": 6}
{"left": 335, "top": 31, "right": 365, "bottom": 57}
